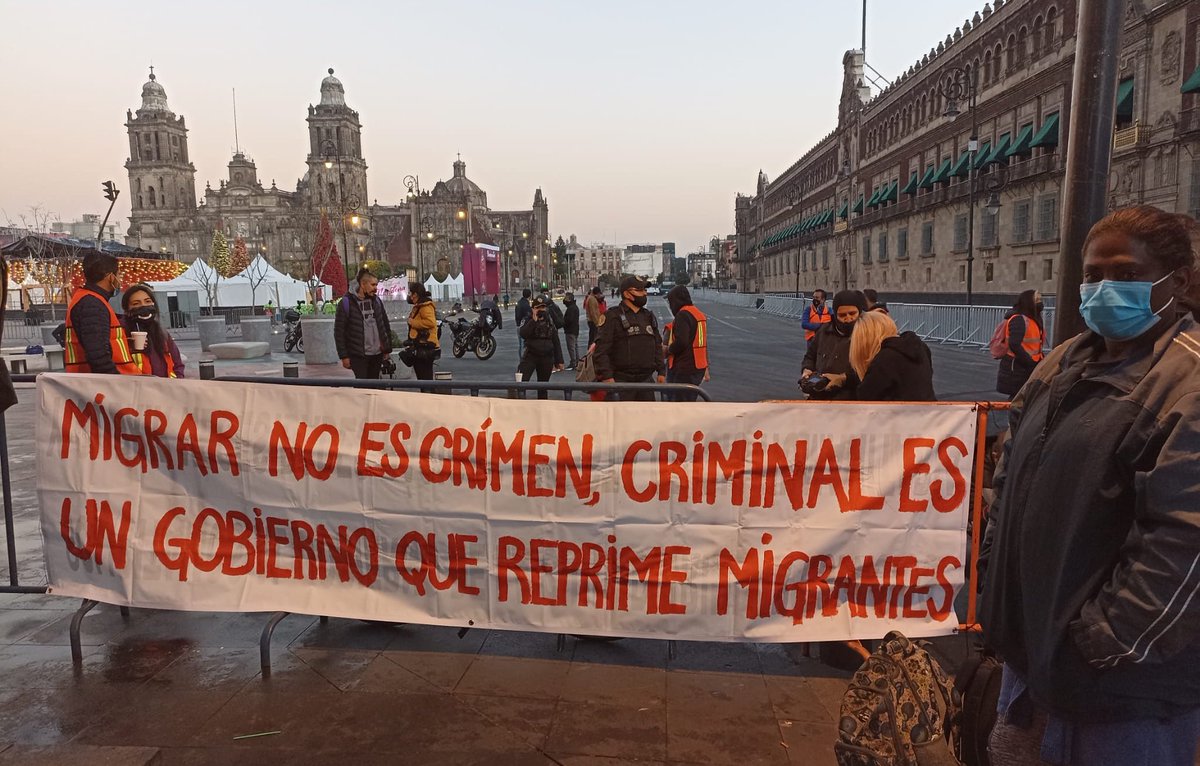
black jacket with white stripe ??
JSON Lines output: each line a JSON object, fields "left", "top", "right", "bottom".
{"left": 980, "top": 315, "right": 1200, "bottom": 721}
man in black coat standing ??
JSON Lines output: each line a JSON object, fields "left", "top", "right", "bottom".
{"left": 799, "top": 289, "right": 865, "bottom": 400}
{"left": 518, "top": 296, "right": 564, "bottom": 399}
{"left": 334, "top": 268, "right": 394, "bottom": 379}
{"left": 562, "top": 292, "right": 581, "bottom": 370}
{"left": 514, "top": 288, "right": 532, "bottom": 358}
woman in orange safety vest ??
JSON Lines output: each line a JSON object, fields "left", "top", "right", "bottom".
{"left": 996, "top": 289, "right": 1046, "bottom": 398}
{"left": 121, "top": 284, "right": 184, "bottom": 378}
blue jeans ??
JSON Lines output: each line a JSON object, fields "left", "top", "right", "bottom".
{"left": 990, "top": 665, "right": 1200, "bottom": 766}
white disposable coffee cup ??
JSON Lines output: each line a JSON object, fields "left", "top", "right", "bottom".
{"left": 130, "top": 331, "right": 148, "bottom": 351}
{"left": 515, "top": 372, "right": 523, "bottom": 382}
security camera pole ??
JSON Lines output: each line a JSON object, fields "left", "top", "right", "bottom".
{"left": 98, "top": 181, "right": 120, "bottom": 252}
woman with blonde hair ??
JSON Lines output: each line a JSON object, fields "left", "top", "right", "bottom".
{"left": 849, "top": 311, "right": 934, "bottom": 401}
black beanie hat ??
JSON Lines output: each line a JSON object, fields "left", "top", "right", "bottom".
{"left": 832, "top": 289, "right": 868, "bottom": 313}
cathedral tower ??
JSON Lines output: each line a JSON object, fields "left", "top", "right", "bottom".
{"left": 305, "top": 69, "right": 369, "bottom": 213}
{"left": 125, "top": 69, "right": 197, "bottom": 250}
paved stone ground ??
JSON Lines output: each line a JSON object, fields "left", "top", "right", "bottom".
{"left": 0, "top": 297, "right": 1004, "bottom": 764}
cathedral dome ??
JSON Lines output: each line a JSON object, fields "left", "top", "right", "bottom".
{"left": 319, "top": 68, "right": 346, "bottom": 107}
{"left": 139, "top": 70, "right": 172, "bottom": 114}
{"left": 444, "top": 157, "right": 483, "bottom": 196}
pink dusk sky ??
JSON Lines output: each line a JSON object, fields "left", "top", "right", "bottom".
{"left": 2, "top": 0, "right": 986, "bottom": 254}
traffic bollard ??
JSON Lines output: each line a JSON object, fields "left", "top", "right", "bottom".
{"left": 283, "top": 361, "right": 299, "bottom": 378}
{"left": 199, "top": 360, "right": 215, "bottom": 380}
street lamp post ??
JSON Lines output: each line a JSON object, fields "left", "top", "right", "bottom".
{"left": 939, "top": 64, "right": 980, "bottom": 306}
{"left": 403, "top": 175, "right": 426, "bottom": 279}
{"left": 321, "top": 139, "right": 361, "bottom": 274}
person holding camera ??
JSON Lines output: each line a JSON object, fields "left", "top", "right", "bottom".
{"left": 798, "top": 289, "right": 865, "bottom": 400}
{"left": 518, "top": 296, "right": 564, "bottom": 399}
{"left": 404, "top": 282, "right": 440, "bottom": 381}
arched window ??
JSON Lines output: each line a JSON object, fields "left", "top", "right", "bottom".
{"left": 994, "top": 43, "right": 1003, "bottom": 74}
{"left": 1017, "top": 27, "right": 1028, "bottom": 67}
{"left": 1033, "top": 16, "right": 1045, "bottom": 57}
{"left": 147, "top": 186, "right": 156, "bottom": 207}
{"left": 1046, "top": 7, "right": 1058, "bottom": 42}
{"left": 984, "top": 50, "right": 994, "bottom": 83}
{"left": 1006, "top": 34, "right": 1016, "bottom": 70}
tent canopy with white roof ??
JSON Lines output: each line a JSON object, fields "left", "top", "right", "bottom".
{"left": 424, "top": 273, "right": 463, "bottom": 302}
{"left": 146, "top": 257, "right": 330, "bottom": 308}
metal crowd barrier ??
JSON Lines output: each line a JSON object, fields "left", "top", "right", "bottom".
{"left": 2, "top": 374, "right": 46, "bottom": 595}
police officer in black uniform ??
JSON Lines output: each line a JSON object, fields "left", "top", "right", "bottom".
{"left": 592, "top": 275, "right": 666, "bottom": 401}
{"left": 518, "top": 295, "right": 564, "bottom": 399}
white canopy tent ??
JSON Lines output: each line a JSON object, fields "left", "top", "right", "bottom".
{"left": 424, "top": 273, "right": 464, "bottom": 303}
{"left": 235, "top": 255, "right": 327, "bottom": 308}
{"left": 146, "top": 257, "right": 329, "bottom": 308}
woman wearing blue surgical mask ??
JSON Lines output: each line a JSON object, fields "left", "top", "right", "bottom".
{"left": 980, "top": 207, "right": 1200, "bottom": 766}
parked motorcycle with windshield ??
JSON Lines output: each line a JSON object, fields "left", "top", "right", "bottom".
{"left": 448, "top": 310, "right": 497, "bottom": 360}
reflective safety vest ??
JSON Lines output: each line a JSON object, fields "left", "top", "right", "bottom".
{"left": 1005, "top": 314, "right": 1045, "bottom": 363}
{"left": 63, "top": 288, "right": 143, "bottom": 375}
{"left": 804, "top": 303, "right": 832, "bottom": 341}
{"left": 133, "top": 343, "right": 177, "bottom": 378}
{"left": 667, "top": 305, "right": 708, "bottom": 369}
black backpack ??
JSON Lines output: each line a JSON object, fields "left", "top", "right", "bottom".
{"left": 954, "top": 648, "right": 1002, "bottom": 766}
{"left": 547, "top": 300, "right": 564, "bottom": 329}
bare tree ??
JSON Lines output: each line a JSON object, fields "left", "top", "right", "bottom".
{"left": 243, "top": 254, "right": 273, "bottom": 309}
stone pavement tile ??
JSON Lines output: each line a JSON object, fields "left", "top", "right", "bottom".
{"left": 759, "top": 643, "right": 852, "bottom": 679}
{"left": 804, "top": 677, "right": 851, "bottom": 723}
{"left": 71, "top": 688, "right": 239, "bottom": 749}
{"left": 142, "top": 647, "right": 261, "bottom": 693}
{"left": 338, "top": 653, "right": 444, "bottom": 694}
{"left": 157, "top": 746, "right": 420, "bottom": 766}
{"left": 0, "top": 644, "right": 113, "bottom": 690}
{"left": 545, "top": 699, "right": 668, "bottom": 762}
{"left": 666, "top": 671, "right": 788, "bottom": 765}
{"left": 19, "top": 603, "right": 134, "bottom": 647}
{"left": 288, "top": 617, "right": 402, "bottom": 651}
{"left": 0, "top": 744, "right": 162, "bottom": 766}
{"left": 778, "top": 720, "right": 840, "bottom": 766}
{"left": 479, "top": 628, "right": 568, "bottom": 659}
{"left": 382, "top": 621, "right": 488, "bottom": 654}
{"left": 667, "top": 640, "right": 764, "bottom": 674}
{"left": 0, "top": 609, "right": 67, "bottom": 646}
{"left": 454, "top": 656, "right": 570, "bottom": 701}
{"left": 380, "top": 649, "right": 476, "bottom": 692}
{"left": 0, "top": 685, "right": 124, "bottom": 746}
{"left": 567, "top": 636, "right": 669, "bottom": 669}
{"left": 285, "top": 647, "right": 379, "bottom": 690}
{"left": 455, "top": 693, "right": 559, "bottom": 750}
{"left": 763, "top": 676, "right": 841, "bottom": 725}
{"left": 0, "top": 593, "right": 76, "bottom": 611}
{"left": 102, "top": 610, "right": 316, "bottom": 650}
{"left": 553, "top": 757, "right": 664, "bottom": 766}
{"left": 182, "top": 686, "right": 367, "bottom": 753}
{"left": 560, "top": 661, "right": 667, "bottom": 706}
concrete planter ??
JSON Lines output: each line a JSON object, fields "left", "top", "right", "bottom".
{"left": 301, "top": 317, "right": 339, "bottom": 365}
{"left": 197, "top": 317, "right": 227, "bottom": 352}
{"left": 239, "top": 317, "right": 271, "bottom": 344}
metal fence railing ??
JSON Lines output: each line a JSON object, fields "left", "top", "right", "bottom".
{"left": 691, "top": 288, "right": 1055, "bottom": 351}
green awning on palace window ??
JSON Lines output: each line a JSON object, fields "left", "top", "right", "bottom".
{"left": 852, "top": 196, "right": 865, "bottom": 214}
{"left": 950, "top": 151, "right": 972, "bottom": 178}
{"left": 1007, "top": 124, "right": 1035, "bottom": 158}
{"left": 821, "top": 209, "right": 834, "bottom": 225}
{"left": 917, "top": 165, "right": 937, "bottom": 189}
{"left": 837, "top": 202, "right": 849, "bottom": 219}
{"left": 867, "top": 188, "right": 883, "bottom": 208}
{"left": 984, "top": 133, "right": 1012, "bottom": 166}
{"left": 1030, "top": 113, "right": 1060, "bottom": 148}
{"left": 972, "top": 141, "right": 993, "bottom": 170}
{"left": 1116, "top": 78, "right": 1134, "bottom": 121}
{"left": 883, "top": 181, "right": 899, "bottom": 204}
{"left": 1183, "top": 65, "right": 1200, "bottom": 94}
{"left": 901, "top": 171, "right": 919, "bottom": 195}
{"left": 931, "top": 158, "right": 954, "bottom": 184}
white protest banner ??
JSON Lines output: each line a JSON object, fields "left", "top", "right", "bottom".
{"left": 38, "top": 374, "right": 977, "bottom": 642}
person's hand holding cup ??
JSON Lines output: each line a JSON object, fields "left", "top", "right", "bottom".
{"left": 130, "top": 331, "right": 148, "bottom": 352}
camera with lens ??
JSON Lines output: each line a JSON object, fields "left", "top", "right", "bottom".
{"left": 798, "top": 374, "right": 831, "bottom": 395}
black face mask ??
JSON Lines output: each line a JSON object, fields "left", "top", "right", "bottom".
{"left": 834, "top": 318, "right": 856, "bottom": 335}
{"left": 1034, "top": 301, "right": 1044, "bottom": 312}
{"left": 629, "top": 295, "right": 648, "bottom": 308}
{"left": 131, "top": 306, "right": 158, "bottom": 322}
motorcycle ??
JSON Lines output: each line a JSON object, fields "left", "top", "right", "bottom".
{"left": 282, "top": 309, "right": 304, "bottom": 353}
{"left": 448, "top": 310, "right": 497, "bottom": 360}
